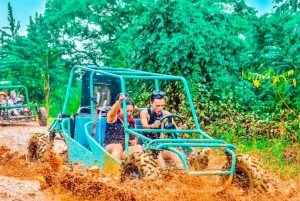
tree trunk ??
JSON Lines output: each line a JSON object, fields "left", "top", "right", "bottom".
{"left": 44, "top": 55, "right": 50, "bottom": 117}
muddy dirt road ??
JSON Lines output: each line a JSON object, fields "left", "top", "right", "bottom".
{"left": 0, "top": 123, "right": 299, "bottom": 201}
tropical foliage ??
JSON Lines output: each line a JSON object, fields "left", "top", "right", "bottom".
{"left": 0, "top": 1, "right": 299, "bottom": 173}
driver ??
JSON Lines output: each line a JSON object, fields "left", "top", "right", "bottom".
{"left": 140, "top": 91, "right": 186, "bottom": 169}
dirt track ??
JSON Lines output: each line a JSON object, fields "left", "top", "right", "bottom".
{"left": 0, "top": 123, "right": 299, "bottom": 201}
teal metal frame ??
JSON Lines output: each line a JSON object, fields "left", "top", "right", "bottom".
{"left": 48, "top": 65, "right": 236, "bottom": 189}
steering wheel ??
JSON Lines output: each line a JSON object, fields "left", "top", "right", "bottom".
{"left": 159, "top": 114, "right": 184, "bottom": 139}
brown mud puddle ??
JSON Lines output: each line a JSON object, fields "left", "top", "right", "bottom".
{"left": 0, "top": 124, "right": 299, "bottom": 201}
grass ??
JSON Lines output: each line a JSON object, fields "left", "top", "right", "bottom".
{"left": 238, "top": 138, "right": 299, "bottom": 180}
{"left": 208, "top": 125, "right": 300, "bottom": 180}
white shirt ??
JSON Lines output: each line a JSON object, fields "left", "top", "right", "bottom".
{"left": 7, "top": 98, "right": 22, "bottom": 106}
{"left": 0, "top": 99, "right": 7, "bottom": 106}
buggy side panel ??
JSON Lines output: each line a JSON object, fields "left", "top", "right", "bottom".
{"left": 57, "top": 114, "right": 143, "bottom": 175}
{"left": 74, "top": 115, "right": 143, "bottom": 148}
{"left": 85, "top": 125, "right": 121, "bottom": 175}
{"left": 74, "top": 115, "right": 106, "bottom": 148}
{"left": 61, "top": 125, "right": 102, "bottom": 168}
{"left": 72, "top": 116, "right": 121, "bottom": 174}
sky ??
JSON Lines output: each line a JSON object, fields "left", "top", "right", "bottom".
{"left": 0, "top": 0, "right": 46, "bottom": 35}
{"left": 246, "top": 0, "right": 278, "bottom": 15}
{"left": 0, "top": 0, "right": 277, "bottom": 36}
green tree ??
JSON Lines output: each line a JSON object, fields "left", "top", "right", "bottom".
{"left": 0, "top": 3, "right": 20, "bottom": 68}
{"left": 0, "top": 3, "right": 20, "bottom": 39}
{"left": 106, "top": 0, "right": 258, "bottom": 112}
{"left": 243, "top": 3, "right": 300, "bottom": 117}
{"left": 0, "top": 12, "right": 72, "bottom": 115}
{"left": 44, "top": 0, "right": 125, "bottom": 66}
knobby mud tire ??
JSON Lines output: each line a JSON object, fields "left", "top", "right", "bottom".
{"left": 38, "top": 107, "right": 47, "bottom": 126}
{"left": 120, "top": 152, "right": 162, "bottom": 187}
{"left": 27, "top": 133, "right": 50, "bottom": 162}
{"left": 222, "top": 154, "right": 271, "bottom": 193}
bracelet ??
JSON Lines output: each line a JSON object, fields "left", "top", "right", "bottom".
{"left": 150, "top": 124, "right": 153, "bottom": 129}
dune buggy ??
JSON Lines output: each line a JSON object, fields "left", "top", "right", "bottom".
{"left": 0, "top": 80, "right": 47, "bottom": 126}
{"left": 30, "top": 65, "right": 270, "bottom": 192}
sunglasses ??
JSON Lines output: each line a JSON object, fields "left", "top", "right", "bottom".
{"left": 152, "top": 91, "right": 165, "bottom": 96}
{"left": 151, "top": 91, "right": 166, "bottom": 100}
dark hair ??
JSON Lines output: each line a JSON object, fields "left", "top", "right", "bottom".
{"left": 120, "top": 97, "right": 135, "bottom": 108}
{"left": 150, "top": 91, "right": 165, "bottom": 102}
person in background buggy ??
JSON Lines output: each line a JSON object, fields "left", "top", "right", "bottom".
{"left": 0, "top": 91, "right": 8, "bottom": 106}
{"left": 7, "top": 91, "right": 28, "bottom": 116}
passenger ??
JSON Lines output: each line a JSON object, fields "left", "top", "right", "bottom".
{"left": 19, "top": 94, "right": 25, "bottom": 103}
{"left": 18, "top": 94, "right": 29, "bottom": 115}
{"left": 0, "top": 91, "right": 8, "bottom": 106}
{"left": 104, "top": 93, "right": 143, "bottom": 160}
{"left": 140, "top": 91, "right": 186, "bottom": 170}
{"left": 7, "top": 91, "right": 22, "bottom": 116}
{"left": 7, "top": 92, "right": 29, "bottom": 116}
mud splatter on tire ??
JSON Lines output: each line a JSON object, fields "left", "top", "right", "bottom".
{"left": 120, "top": 152, "right": 162, "bottom": 187}
{"left": 27, "top": 133, "right": 50, "bottom": 162}
{"left": 38, "top": 107, "right": 47, "bottom": 126}
{"left": 222, "top": 154, "right": 272, "bottom": 193}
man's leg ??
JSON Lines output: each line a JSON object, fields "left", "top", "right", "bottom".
{"left": 121, "top": 144, "right": 143, "bottom": 159}
{"left": 105, "top": 144, "right": 123, "bottom": 160}
{"left": 162, "top": 150, "right": 184, "bottom": 169}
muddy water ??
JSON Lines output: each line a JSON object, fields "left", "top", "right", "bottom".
{"left": 0, "top": 123, "right": 298, "bottom": 201}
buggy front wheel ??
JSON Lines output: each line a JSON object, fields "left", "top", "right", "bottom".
{"left": 27, "top": 133, "right": 50, "bottom": 162}
{"left": 120, "top": 152, "right": 162, "bottom": 187}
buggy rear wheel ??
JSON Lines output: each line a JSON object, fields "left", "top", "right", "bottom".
{"left": 120, "top": 152, "right": 162, "bottom": 187}
{"left": 222, "top": 154, "right": 271, "bottom": 193}
{"left": 38, "top": 107, "right": 47, "bottom": 126}
{"left": 27, "top": 133, "right": 50, "bottom": 162}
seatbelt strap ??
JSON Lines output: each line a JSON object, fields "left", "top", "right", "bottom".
{"left": 91, "top": 104, "right": 99, "bottom": 138}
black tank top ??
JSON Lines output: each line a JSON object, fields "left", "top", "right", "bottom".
{"left": 143, "top": 108, "right": 164, "bottom": 140}
{"left": 104, "top": 117, "right": 135, "bottom": 146}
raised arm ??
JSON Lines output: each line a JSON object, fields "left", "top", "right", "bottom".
{"left": 107, "top": 93, "right": 125, "bottom": 123}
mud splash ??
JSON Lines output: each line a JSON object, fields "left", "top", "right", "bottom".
{"left": 0, "top": 145, "right": 298, "bottom": 201}
{"left": 0, "top": 146, "right": 40, "bottom": 179}
{"left": 29, "top": 149, "right": 286, "bottom": 201}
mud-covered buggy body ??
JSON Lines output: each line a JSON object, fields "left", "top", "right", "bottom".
{"left": 0, "top": 81, "right": 47, "bottom": 126}
{"left": 46, "top": 65, "right": 268, "bottom": 191}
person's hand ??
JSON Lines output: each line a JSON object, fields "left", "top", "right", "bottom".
{"left": 151, "top": 120, "right": 161, "bottom": 129}
{"left": 117, "top": 93, "right": 126, "bottom": 101}
{"left": 134, "top": 105, "right": 139, "bottom": 112}
{"left": 178, "top": 123, "right": 187, "bottom": 130}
